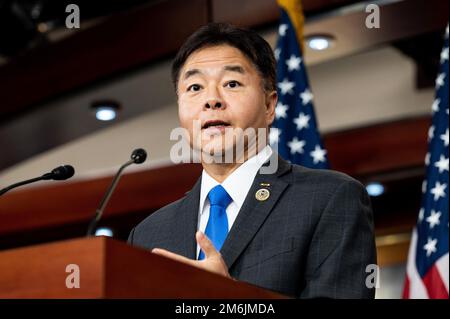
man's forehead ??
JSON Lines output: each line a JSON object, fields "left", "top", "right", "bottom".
{"left": 181, "top": 45, "right": 253, "bottom": 74}
{"left": 182, "top": 64, "right": 246, "bottom": 80}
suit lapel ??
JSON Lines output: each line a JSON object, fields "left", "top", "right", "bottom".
{"left": 220, "top": 154, "right": 291, "bottom": 269}
{"left": 177, "top": 177, "right": 201, "bottom": 259}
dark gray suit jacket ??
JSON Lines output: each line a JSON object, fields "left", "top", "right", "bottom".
{"left": 128, "top": 155, "right": 377, "bottom": 298}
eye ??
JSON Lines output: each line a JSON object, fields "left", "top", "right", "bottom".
{"left": 187, "top": 84, "right": 202, "bottom": 92}
{"left": 225, "top": 81, "right": 241, "bottom": 89}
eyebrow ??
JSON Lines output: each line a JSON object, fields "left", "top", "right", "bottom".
{"left": 182, "top": 65, "right": 246, "bottom": 81}
{"left": 183, "top": 69, "right": 201, "bottom": 80}
{"left": 223, "top": 65, "right": 246, "bottom": 74}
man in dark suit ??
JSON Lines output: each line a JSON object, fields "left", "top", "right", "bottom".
{"left": 128, "top": 23, "right": 377, "bottom": 298}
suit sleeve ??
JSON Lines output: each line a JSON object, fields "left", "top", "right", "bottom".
{"left": 127, "top": 227, "right": 135, "bottom": 245}
{"left": 300, "top": 179, "right": 377, "bottom": 299}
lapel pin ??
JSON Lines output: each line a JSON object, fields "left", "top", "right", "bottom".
{"left": 260, "top": 182, "right": 271, "bottom": 187}
{"left": 255, "top": 188, "right": 270, "bottom": 201}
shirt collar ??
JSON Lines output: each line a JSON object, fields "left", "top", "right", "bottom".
{"left": 199, "top": 145, "right": 273, "bottom": 215}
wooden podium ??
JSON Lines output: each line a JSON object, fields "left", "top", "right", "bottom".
{"left": 0, "top": 237, "right": 284, "bottom": 299}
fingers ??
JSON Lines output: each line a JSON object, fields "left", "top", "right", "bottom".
{"left": 152, "top": 248, "right": 196, "bottom": 266}
{"left": 196, "top": 231, "right": 220, "bottom": 259}
{"left": 153, "top": 235, "right": 231, "bottom": 278}
{"left": 152, "top": 231, "right": 221, "bottom": 265}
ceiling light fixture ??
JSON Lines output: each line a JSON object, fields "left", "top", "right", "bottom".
{"left": 95, "top": 227, "right": 114, "bottom": 237}
{"left": 91, "top": 100, "right": 120, "bottom": 122}
{"left": 305, "top": 35, "right": 335, "bottom": 51}
{"left": 366, "top": 182, "right": 385, "bottom": 197}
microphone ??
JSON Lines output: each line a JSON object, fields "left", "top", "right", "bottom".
{"left": 86, "top": 148, "right": 147, "bottom": 236}
{"left": 0, "top": 165, "right": 75, "bottom": 196}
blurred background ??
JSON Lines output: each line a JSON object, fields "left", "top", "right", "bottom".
{"left": 0, "top": 0, "right": 448, "bottom": 298}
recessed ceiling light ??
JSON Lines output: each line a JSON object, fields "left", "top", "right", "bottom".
{"left": 305, "top": 35, "right": 335, "bottom": 51}
{"left": 366, "top": 182, "right": 385, "bottom": 197}
{"left": 91, "top": 101, "right": 120, "bottom": 122}
{"left": 95, "top": 227, "right": 114, "bottom": 237}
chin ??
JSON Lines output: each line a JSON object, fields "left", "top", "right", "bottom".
{"left": 201, "top": 140, "right": 237, "bottom": 163}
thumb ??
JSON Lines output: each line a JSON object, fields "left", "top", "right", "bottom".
{"left": 196, "top": 231, "right": 220, "bottom": 259}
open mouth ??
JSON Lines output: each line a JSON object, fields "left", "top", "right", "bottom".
{"left": 202, "top": 120, "right": 231, "bottom": 130}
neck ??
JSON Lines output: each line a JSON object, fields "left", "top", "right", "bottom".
{"left": 202, "top": 161, "right": 241, "bottom": 183}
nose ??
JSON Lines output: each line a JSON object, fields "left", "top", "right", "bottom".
{"left": 205, "top": 100, "right": 222, "bottom": 109}
{"left": 204, "top": 85, "right": 224, "bottom": 110}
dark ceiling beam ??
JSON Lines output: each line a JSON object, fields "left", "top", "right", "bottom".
{"left": 210, "top": 0, "right": 362, "bottom": 27}
{"left": 0, "top": 0, "right": 209, "bottom": 123}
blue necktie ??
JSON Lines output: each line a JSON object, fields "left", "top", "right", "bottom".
{"left": 198, "top": 185, "right": 232, "bottom": 260}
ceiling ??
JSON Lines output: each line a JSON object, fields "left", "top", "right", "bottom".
{"left": 0, "top": 0, "right": 154, "bottom": 57}
{"left": 0, "top": 0, "right": 448, "bottom": 181}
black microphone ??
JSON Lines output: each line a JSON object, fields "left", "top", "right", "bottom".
{"left": 42, "top": 165, "right": 75, "bottom": 181}
{"left": 86, "top": 148, "right": 147, "bottom": 236}
{"left": 0, "top": 165, "right": 75, "bottom": 196}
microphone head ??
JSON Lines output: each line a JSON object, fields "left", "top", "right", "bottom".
{"left": 51, "top": 165, "right": 75, "bottom": 180}
{"left": 131, "top": 148, "right": 147, "bottom": 164}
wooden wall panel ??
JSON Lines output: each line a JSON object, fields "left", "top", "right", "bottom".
{"left": 0, "top": 163, "right": 202, "bottom": 237}
{"left": 324, "top": 116, "right": 430, "bottom": 176}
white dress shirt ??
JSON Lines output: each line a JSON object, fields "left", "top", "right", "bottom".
{"left": 196, "top": 145, "right": 273, "bottom": 258}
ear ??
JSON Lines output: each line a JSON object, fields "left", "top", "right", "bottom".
{"left": 265, "top": 90, "right": 278, "bottom": 126}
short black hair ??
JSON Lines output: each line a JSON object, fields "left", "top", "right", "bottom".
{"left": 171, "top": 23, "right": 276, "bottom": 93}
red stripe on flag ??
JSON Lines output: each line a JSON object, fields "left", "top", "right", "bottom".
{"left": 422, "top": 265, "right": 449, "bottom": 299}
{"left": 402, "top": 275, "right": 410, "bottom": 299}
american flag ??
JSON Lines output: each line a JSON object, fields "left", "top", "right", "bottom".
{"left": 403, "top": 25, "right": 449, "bottom": 299}
{"left": 270, "top": 0, "right": 329, "bottom": 169}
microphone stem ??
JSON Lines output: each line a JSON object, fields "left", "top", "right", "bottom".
{"left": 0, "top": 176, "right": 44, "bottom": 196}
{"left": 87, "top": 159, "right": 135, "bottom": 236}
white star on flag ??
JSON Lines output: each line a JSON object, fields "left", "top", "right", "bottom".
{"left": 425, "top": 152, "right": 431, "bottom": 166}
{"left": 432, "top": 98, "right": 440, "bottom": 113}
{"left": 423, "top": 237, "right": 438, "bottom": 257}
{"left": 274, "top": 48, "right": 281, "bottom": 61}
{"left": 426, "top": 210, "right": 442, "bottom": 229}
{"left": 278, "top": 78, "right": 295, "bottom": 95}
{"left": 430, "top": 181, "right": 447, "bottom": 201}
{"left": 269, "top": 127, "right": 281, "bottom": 145}
{"left": 293, "top": 112, "right": 310, "bottom": 130}
{"left": 434, "top": 155, "right": 449, "bottom": 173}
{"left": 418, "top": 208, "right": 425, "bottom": 223}
{"left": 300, "top": 89, "right": 313, "bottom": 105}
{"left": 275, "top": 102, "right": 289, "bottom": 119}
{"left": 435, "top": 72, "right": 446, "bottom": 89}
{"left": 310, "top": 145, "right": 327, "bottom": 164}
{"left": 441, "top": 47, "right": 449, "bottom": 63}
{"left": 428, "top": 126, "right": 435, "bottom": 141}
{"left": 422, "top": 180, "right": 427, "bottom": 194}
{"left": 440, "top": 128, "right": 449, "bottom": 146}
{"left": 287, "top": 137, "right": 306, "bottom": 154}
{"left": 278, "top": 24, "right": 288, "bottom": 37}
{"left": 285, "top": 55, "right": 302, "bottom": 72}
